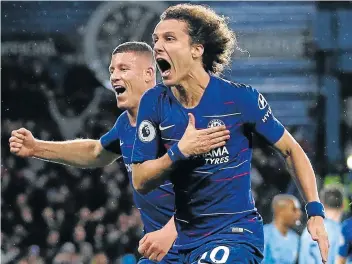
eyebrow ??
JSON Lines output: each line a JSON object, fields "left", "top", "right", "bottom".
{"left": 152, "top": 31, "right": 176, "bottom": 38}
{"left": 109, "top": 63, "right": 131, "bottom": 71}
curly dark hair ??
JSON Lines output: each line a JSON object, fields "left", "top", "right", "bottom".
{"left": 160, "top": 4, "right": 237, "bottom": 75}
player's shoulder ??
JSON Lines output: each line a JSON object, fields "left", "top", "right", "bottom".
{"left": 115, "top": 111, "right": 129, "bottom": 127}
{"left": 213, "top": 76, "right": 259, "bottom": 101}
{"left": 214, "top": 76, "right": 254, "bottom": 91}
{"left": 141, "top": 82, "right": 168, "bottom": 101}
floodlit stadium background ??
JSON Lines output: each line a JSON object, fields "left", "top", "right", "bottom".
{"left": 1, "top": 1, "right": 352, "bottom": 263}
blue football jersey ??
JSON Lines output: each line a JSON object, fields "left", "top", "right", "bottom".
{"left": 132, "top": 75, "right": 285, "bottom": 251}
{"left": 263, "top": 223, "right": 299, "bottom": 264}
{"left": 338, "top": 217, "right": 352, "bottom": 263}
{"left": 100, "top": 112, "right": 177, "bottom": 256}
{"left": 299, "top": 218, "right": 342, "bottom": 264}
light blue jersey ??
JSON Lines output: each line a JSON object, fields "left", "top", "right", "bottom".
{"left": 299, "top": 218, "right": 341, "bottom": 264}
{"left": 263, "top": 223, "right": 299, "bottom": 264}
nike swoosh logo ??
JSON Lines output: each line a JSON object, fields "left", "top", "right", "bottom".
{"left": 159, "top": 124, "right": 175, "bottom": 131}
{"left": 120, "top": 141, "right": 124, "bottom": 146}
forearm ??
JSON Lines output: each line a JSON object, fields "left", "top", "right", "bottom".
{"left": 163, "top": 216, "right": 177, "bottom": 238}
{"left": 132, "top": 153, "right": 173, "bottom": 194}
{"left": 33, "top": 139, "right": 104, "bottom": 168}
{"left": 284, "top": 142, "right": 319, "bottom": 203}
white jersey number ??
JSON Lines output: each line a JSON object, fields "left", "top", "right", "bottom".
{"left": 198, "top": 246, "right": 230, "bottom": 264}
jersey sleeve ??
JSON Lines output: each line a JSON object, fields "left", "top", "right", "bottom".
{"left": 132, "top": 88, "right": 161, "bottom": 163}
{"left": 99, "top": 118, "right": 121, "bottom": 155}
{"left": 238, "top": 85, "right": 285, "bottom": 144}
{"left": 338, "top": 221, "right": 351, "bottom": 258}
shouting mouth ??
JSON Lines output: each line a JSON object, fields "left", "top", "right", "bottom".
{"left": 114, "top": 85, "right": 126, "bottom": 96}
{"left": 156, "top": 58, "right": 171, "bottom": 78}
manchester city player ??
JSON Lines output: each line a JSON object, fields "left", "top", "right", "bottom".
{"left": 9, "top": 42, "right": 177, "bottom": 263}
{"left": 336, "top": 217, "right": 352, "bottom": 264}
{"left": 131, "top": 4, "right": 329, "bottom": 264}
{"left": 263, "top": 194, "right": 302, "bottom": 264}
{"left": 300, "top": 185, "right": 345, "bottom": 264}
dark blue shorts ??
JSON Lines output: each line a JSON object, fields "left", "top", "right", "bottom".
{"left": 179, "top": 241, "right": 263, "bottom": 264}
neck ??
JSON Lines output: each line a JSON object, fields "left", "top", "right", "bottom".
{"left": 325, "top": 208, "right": 343, "bottom": 222}
{"left": 274, "top": 219, "right": 290, "bottom": 236}
{"left": 127, "top": 107, "right": 137, "bottom": 127}
{"left": 172, "top": 67, "right": 210, "bottom": 108}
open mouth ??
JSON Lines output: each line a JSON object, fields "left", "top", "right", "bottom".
{"left": 114, "top": 85, "right": 126, "bottom": 96}
{"left": 156, "top": 58, "right": 171, "bottom": 77}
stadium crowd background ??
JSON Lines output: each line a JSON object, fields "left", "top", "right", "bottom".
{"left": 1, "top": 1, "right": 352, "bottom": 263}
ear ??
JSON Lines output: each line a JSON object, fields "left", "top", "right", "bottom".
{"left": 144, "top": 67, "right": 155, "bottom": 83}
{"left": 191, "top": 44, "right": 204, "bottom": 59}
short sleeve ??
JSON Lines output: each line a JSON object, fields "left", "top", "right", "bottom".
{"left": 132, "top": 88, "right": 161, "bottom": 163}
{"left": 239, "top": 85, "right": 285, "bottom": 144}
{"left": 100, "top": 118, "right": 121, "bottom": 155}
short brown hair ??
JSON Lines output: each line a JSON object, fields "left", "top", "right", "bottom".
{"left": 112, "top": 41, "right": 153, "bottom": 55}
{"left": 112, "top": 41, "right": 155, "bottom": 68}
{"left": 320, "top": 184, "right": 344, "bottom": 209}
{"left": 160, "top": 4, "right": 237, "bottom": 75}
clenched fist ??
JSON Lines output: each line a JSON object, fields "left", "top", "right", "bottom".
{"left": 9, "top": 128, "right": 36, "bottom": 157}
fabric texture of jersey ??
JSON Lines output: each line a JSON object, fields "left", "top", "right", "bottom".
{"left": 132, "top": 75, "right": 285, "bottom": 252}
{"left": 338, "top": 217, "right": 352, "bottom": 263}
{"left": 263, "top": 223, "right": 299, "bottom": 264}
{"left": 299, "top": 218, "right": 342, "bottom": 264}
{"left": 100, "top": 111, "right": 177, "bottom": 259}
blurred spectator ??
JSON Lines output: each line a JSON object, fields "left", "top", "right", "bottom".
{"left": 263, "top": 194, "right": 302, "bottom": 264}
{"left": 46, "top": 230, "right": 60, "bottom": 262}
{"left": 90, "top": 252, "right": 108, "bottom": 264}
{"left": 53, "top": 242, "right": 81, "bottom": 264}
{"left": 27, "top": 245, "right": 45, "bottom": 264}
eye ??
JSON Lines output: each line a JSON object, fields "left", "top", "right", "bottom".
{"left": 166, "top": 36, "right": 174, "bottom": 41}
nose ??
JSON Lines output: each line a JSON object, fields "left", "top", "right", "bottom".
{"left": 153, "top": 40, "right": 164, "bottom": 54}
{"left": 110, "top": 70, "right": 121, "bottom": 83}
